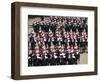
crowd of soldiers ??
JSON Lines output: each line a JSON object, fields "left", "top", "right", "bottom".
{"left": 28, "top": 16, "right": 88, "bottom": 66}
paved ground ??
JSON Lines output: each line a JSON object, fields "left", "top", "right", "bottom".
{"left": 79, "top": 53, "right": 88, "bottom": 64}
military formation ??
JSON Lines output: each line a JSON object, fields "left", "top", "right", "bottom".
{"left": 28, "top": 16, "right": 88, "bottom": 66}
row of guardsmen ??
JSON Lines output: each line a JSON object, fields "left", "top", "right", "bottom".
{"left": 32, "top": 19, "right": 87, "bottom": 33}
{"left": 28, "top": 45, "right": 80, "bottom": 66}
{"left": 28, "top": 30, "right": 87, "bottom": 50}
